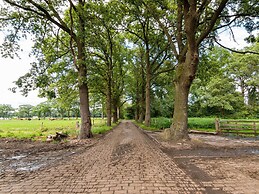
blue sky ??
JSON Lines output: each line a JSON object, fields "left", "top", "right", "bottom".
{"left": 0, "top": 27, "right": 255, "bottom": 108}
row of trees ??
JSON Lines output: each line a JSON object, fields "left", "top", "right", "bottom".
{"left": 137, "top": 43, "right": 259, "bottom": 119}
{"left": 0, "top": 102, "right": 73, "bottom": 119}
{"left": 3, "top": 39, "right": 258, "bottom": 119}
{"left": 0, "top": 99, "right": 104, "bottom": 119}
{"left": 0, "top": 0, "right": 258, "bottom": 140}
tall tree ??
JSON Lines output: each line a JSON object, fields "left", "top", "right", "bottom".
{"left": 129, "top": 46, "right": 146, "bottom": 122}
{"left": 123, "top": 0, "right": 171, "bottom": 126}
{"left": 0, "top": 104, "right": 14, "bottom": 118}
{"left": 142, "top": 0, "right": 259, "bottom": 140}
{"left": 227, "top": 42, "right": 259, "bottom": 116}
{"left": 33, "top": 102, "right": 52, "bottom": 119}
{"left": 88, "top": 1, "right": 126, "bottom": 125}
{"left": 18, "top": 104, "right": 33, "bottom": 118}
{"left": 0, "top": 0, "right": 94, "bottom": 138}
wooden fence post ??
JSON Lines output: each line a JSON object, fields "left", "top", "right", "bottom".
{"left": 215, "top": 118, "right": 220, "bottom": 134}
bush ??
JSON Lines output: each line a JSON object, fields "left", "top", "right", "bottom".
{"left": 187, "top": 118, "right": 215, "bottom": 130}
{"left": 149, "top": 117, "right": 216, "bottom": 131}
{"left": 151, "top": 117, "right": 172, "bottom": 129}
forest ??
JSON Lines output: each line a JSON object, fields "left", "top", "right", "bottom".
{"left": 0, "top": 0, "right": 258, "bottom": 140}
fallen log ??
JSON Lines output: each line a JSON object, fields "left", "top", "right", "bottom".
{"left": 46, "top": 132, "right": 68, "bottom": 142}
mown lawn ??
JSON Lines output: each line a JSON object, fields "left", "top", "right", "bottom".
{"left": 0, "top": 118, "right": 114, "bottom": 140}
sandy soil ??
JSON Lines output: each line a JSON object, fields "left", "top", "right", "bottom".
{"left": 148, "top": 131, "right": 259, "bottom": 184}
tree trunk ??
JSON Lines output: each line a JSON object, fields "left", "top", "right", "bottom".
{"left": 164, "top": 79, "right": 190, "bottom": 140}
{"left": 164, "top": 51, "right": 198, "bottom": 140}
{"left": 112, "top": 100, "right": 118, "bottom": 123}
{"left": 78, "top": 66, "right": 93, "bottom": 139}
{"left": 144, "top": 46, "right": 151, "bottom": 126}
{"left": 144, "top": 75, "right": 151, "bottom": 126}
{"left": 135, "top": 79, "right": 140, "bottom": 121}
{"left": 248, "top": 86, "right": 256, "bottom": 106}
{"left": 240, "top": 79, "right": 246, "bottom": 104}
{"left": 135, "top": 107, "right": 139, "bottom": 121}
{"left": 138, "top": 67, "right": 145, "bottom": 123}
{"left": 106, "top": 80, "right": 112, "bottom": 126}
{"left": 77, "top": 37, "right": 93, "bottom": 138}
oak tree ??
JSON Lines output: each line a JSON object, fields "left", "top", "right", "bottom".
{"left": 0, "top": 0, "right": 95, "bottom": 138}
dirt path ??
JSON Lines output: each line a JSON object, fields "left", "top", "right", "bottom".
{"left": 0, "top": 121, "right": 259, "bottom": 193}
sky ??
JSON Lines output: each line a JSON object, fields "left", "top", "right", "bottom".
{"left": 0, "top": 27, "right": 255, "bottom": 109}
{"left": 0, "top": 35, "right": 47, "bottom": 108}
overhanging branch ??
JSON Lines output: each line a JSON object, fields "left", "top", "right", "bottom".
{"left": 215, "top": 39, "right": 259, "bottom": 55}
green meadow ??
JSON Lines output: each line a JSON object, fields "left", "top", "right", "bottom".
{"left": 1, "top": 117, "right": 258, "bottom": 140}
{"left": 137, "top": 117, "right": 259, "bottom": 135}
{"left": 0, "top": 118, "right": 114, "bottom": 140}
{"left": 143, "top": 117, "right": 216, "bottom": 131}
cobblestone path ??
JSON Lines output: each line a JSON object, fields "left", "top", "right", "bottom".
{"left": 0, "top": 121, "right": 255, "bottom": 193}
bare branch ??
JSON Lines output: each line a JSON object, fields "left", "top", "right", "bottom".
{"left": 151, "top": 43, "right": 169, "bottom": 67}
{"left": 45, "top": 0, "right": 70, "bottom": 31}
{"left": 4, "top": 0, "right": 74, "bottom": 37}
{"left": 67, "top": 0, "right": 78, "bottom": 13}
{"left": 198, "top": 0, "right": 211, "bottom": 16}
{"left": 213, "top": 16, "right": 238, "bottom": 31}
{"left": 152, "top": 67, "right": 175, "bottom": 79}
{"left": 197, "top": 0, "right": 228, "bottom": 46}
{"left": 142, "top": 1, "right": 179, "bottom": 57}
{"left": 3, "top": 0, "right": 45, "bottom": 17}
{"left": 176, "top": 0, "right": 184, "bottom": 53}
{"left": 152, "top": 51, "right": 169, "bottom": 75}
{"left": 154, "top": 17, "right": 179, "bottom": 57}
{"left": 69, "top": 2, "right": 78, "bottom": 70}
{"left": 125, "top": 28, "right": 145, "bottom": 42}
{"left": 214, "top": 38, "right": 259, "bottom": 55}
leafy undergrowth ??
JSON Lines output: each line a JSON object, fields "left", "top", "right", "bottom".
{"left": 135, "top": 117, "right": 259, "bottom": 137}
{"left": 133, "top": 121, "right": 158, "bottom": 131}
{"left": 188, "top": 117, "right": 215, "bottom": 131}
{"left": 134, "top": 117, "right": 216, "bottom": 132}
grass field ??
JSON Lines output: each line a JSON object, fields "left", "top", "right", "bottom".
{"left": 145, "top": 117, "right": 216, "bottom": 131}
{"left": 0, "top": 118, "right": 114, "bottom": 140}
{"left": 1, "top": 117, "right": 258, "bottom": 140}
{"left": 136, "top": 117, "right": 259, "bottom": 135}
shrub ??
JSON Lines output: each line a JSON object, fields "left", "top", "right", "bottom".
{"left": 187, "top": 118, "right": 215, "bottom": 129}
{"left": 151, "top": 117, "right": 172, "bottom": 129}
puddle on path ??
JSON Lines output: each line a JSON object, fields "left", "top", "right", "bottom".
{"left": 9, "top": 154, "right": 27, "bottom": 160}
{"left": 250, "top": 149, "right": 259, "bottom": 154}
{"left": 16, "top": 163, "right": 45, "bottom": 171}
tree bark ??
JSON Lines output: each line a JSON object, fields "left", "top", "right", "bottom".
{"left": 162, "top": 1, "right": 200, "bottom": 140}
{"left": 78, "top": 64, "right": 93, "bottom": 139}
{"left": 164, "top": 50, "right": 199, "bottom": 140}
{"left": 144, "top": 46, "right": 151, "bottom": 126}
{"left": 240, "top": 79, "right": 246, "bottom": 104}
{"left": 138, "top": 67, "right": 145, "bottom": 123}
{"left": 112, "top": 99, "right": 118, "bottom": 123}
{"left": 106, "top": 77, "right": 112, "bottom": 126}
{"left": 135, "top": 78, "right": 140, "bottom": 121}
{"left": 164, "top": 77, "right": 190, "bottom": 140}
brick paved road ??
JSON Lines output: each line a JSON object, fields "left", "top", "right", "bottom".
{"left": 0, "top": 121, "right": 256, "bottom": 193}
